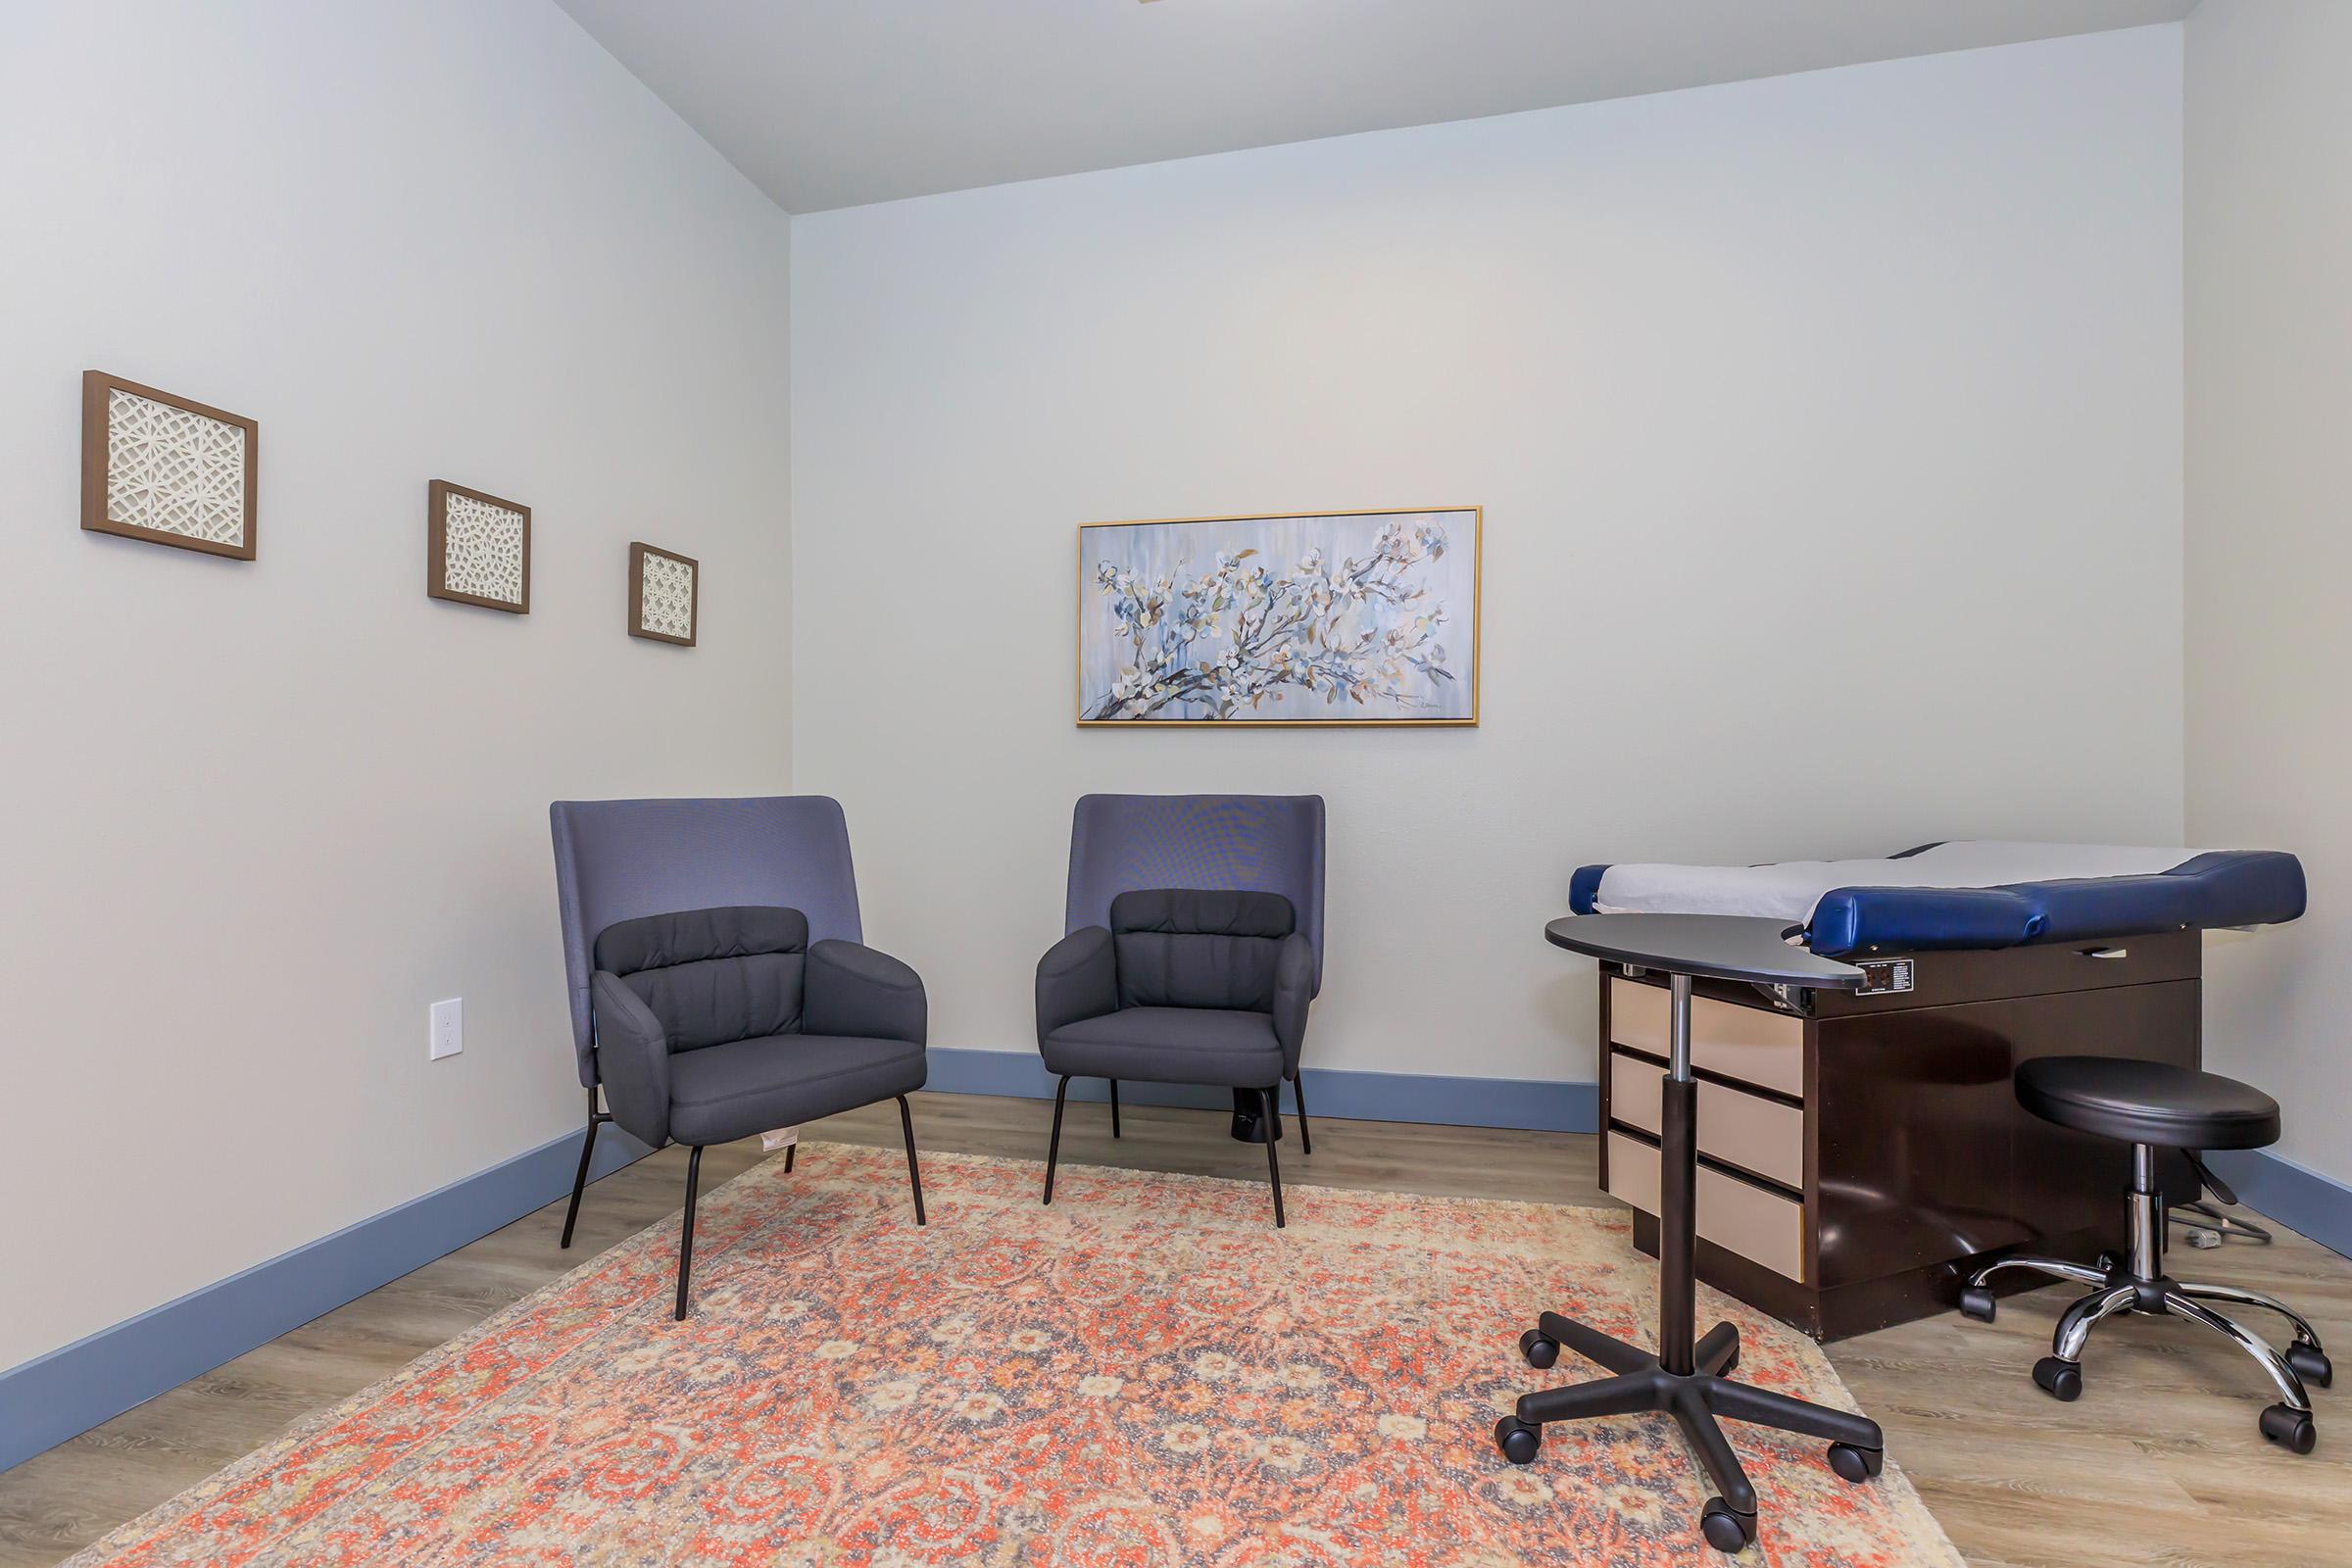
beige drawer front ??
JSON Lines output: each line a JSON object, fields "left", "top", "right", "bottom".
{"left": 1604, "top": 1130, "right": 1808, "bottom": 1283}
{"left": 1608, "top": 976, "right": 1805, "bottom": 1099}
{"left": 1609, "top": 1053, "right": 1804, "bottom": 1191}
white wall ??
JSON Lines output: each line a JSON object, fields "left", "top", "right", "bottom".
{"left": 2185, "top": 1, "right": 2352, "bottom": 1185}
{"left": 792, "top": 31, "right": 2186, "bottom": 1083}
{"left": 0, "top": 1, "right": 793, "bottom": 1370}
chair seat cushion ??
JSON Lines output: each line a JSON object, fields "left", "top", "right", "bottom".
{"left": 2015, "top": 1055, "right": 2281, "bottom": 1151}
{"left": 1041, "top": 1005, "right": 1282, "bottom": 1088}
{"left": 666, "top": 1033, "right": 927, "bottom": 1147}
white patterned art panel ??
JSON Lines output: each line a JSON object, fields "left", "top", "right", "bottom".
{"left": 438, "top": 490, "right": 527, "bottom": 607}
{"left": 103, "top": 388, "right": 250, "bottom": 549}
{"left": 633, "top": 547, "right": 697, "bottom": 643}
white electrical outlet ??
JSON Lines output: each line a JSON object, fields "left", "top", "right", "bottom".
{"left": 429, "top": 998, "right": 464, "bottom": 1060}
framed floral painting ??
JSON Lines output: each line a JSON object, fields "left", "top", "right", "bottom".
{"left": 1076, "top": 507, "right": 1480, "bottom": 726}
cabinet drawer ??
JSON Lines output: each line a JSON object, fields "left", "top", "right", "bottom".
{"left": 1604, "top": 1130, "right": 1808, "bottom": 1283}
{"left": 1608, "top": 975, "right": 1806, "bottom": 1099}
{"left": 1609, "top": 1052, "right": 1804, "bottom": 1191}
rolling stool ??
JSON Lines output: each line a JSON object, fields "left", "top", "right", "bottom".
{"left": 1957, "top": 1055, "right": 2331, "bottom": 1453}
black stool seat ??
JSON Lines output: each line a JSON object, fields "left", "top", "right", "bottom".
{"left": 2017, "top": 1055, "right": 2280, "bottom": 1150}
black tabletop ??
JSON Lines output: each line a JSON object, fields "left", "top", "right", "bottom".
{"left": 1544, "top": 912, "right": 1867, "bottom": 990}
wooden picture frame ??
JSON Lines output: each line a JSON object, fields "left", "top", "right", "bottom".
{"left": 628, "top": 542, "right": 699, "bottom": 646}
{"left": 1075, "top": 506, "right": 1482, "bottom": 727}
{"left": 426, "top": 480, "right": 531, "bottom": 613}
{"left": 80, "top": 370, "right": 259, "bottom": 560}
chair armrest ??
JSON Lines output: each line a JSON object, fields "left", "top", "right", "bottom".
{"left": 1272, "top": 931, "right": 1313, "bottom": 1075}
{"left": 1037, "top": 926, "right": 1117, "bottom": 1040}
{"left": 805, "top": 939, "right": 928, "bottom": 1045}
{"left": 589, "top": 971, "right": 673, "bottom": 1148}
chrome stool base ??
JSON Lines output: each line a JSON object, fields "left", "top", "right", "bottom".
{"left": 1957, "top": 1144, "right": 2329, "bottom": 1454}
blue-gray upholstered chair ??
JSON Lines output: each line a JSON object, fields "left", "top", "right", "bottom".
{"left": 1034, "top": 794, "right": 1325, "bottom": 1226}
{"left": 550, "top": 796, "right": 928, "bottom": 1317}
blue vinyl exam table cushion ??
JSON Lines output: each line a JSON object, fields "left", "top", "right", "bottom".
{"left": 1567, "top": 841, "right": 2305, "bottom": 957}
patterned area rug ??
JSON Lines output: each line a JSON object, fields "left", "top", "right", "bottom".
{"left": 71, "top": 1144, "right": 1961, "bottom": 1567}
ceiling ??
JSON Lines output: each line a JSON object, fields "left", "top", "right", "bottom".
{"left": 556, "top": 0, "right": 2194, "bottom": 215}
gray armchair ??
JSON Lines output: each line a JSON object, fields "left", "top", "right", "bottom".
{"left": 1035, "top": 795, "right": 1326, "bottom": 1226}
{"left": 551, "top": 798, "right": 927, "bottom": 1318}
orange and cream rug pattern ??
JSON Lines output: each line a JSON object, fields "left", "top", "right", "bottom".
{"left": 68, "top": 1144, "right": 1963, "bottom": 1568}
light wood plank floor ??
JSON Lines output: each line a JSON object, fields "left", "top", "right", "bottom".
{"left": 4, "top": 1093, "right": 2346, "bottom": 1567}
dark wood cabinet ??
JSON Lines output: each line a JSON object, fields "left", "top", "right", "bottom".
{"left": 1598, "top": 930, "right": 2202, "bottom": 1341}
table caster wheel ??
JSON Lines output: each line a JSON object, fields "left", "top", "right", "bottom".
{"left": 1494, "top": 1415, "right": 1542, "bottom": 1465}
{"left": 2033, "top": 1356, "right": 2082, "bottom": 1402}
{"left": 2286, "top": 1343, "right": 2333, "bottom": 1391}
{"left": 1699, "top": 1498, "right": 1755, "bottom": 1553}
{"left": 1958, "top": 1286, "right": 1995, "bottom": 1323}
{"left": 2260, "top": 1403, "right": 2317, "bottom": 1454}
{"left": 1519, "top": 1329, "right": 1559, "bottom": 1370}
{"left": 1826, "top": 1442, "right": 1885, "bottom": 1482}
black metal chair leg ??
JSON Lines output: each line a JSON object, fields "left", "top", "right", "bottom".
{"left": 1109, "top": 1079, "right": 1121, "bottom": 1139}
{"left": 1261, "top": 1087, "right": 1286, "bottom": 1228}
{"left": 1291, "top": 1071, "right": 1311, "bottom": 1154}
{"left": 1043, "top": 1075, "right": 1071, "bottom": 1204}
{"left": 560, "top": 1098, "right": 604, "bottom": 1250}
{"left": 674, "top": 1145, "right": 705, "bottom": 1321}
{"left": 897, "top": 1095, "right": 926, "bottom": 1225}
{"left": 784, "top": 1143, "right": 795, "bottom": 1174}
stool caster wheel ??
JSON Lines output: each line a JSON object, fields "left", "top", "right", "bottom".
{"left": 1827, "top": 1442, "right": 1885, "bottom": 1483}
{"left": 2033, "top": 1356, "right": 2082, "bottom": 1402}
{"left": 1717, "top": 1345, "right": 1739, "bottom": 1376}
{"left": 1519, "top": 1329, "right": 1559, "bottom": 1370}
{"left": 1699, "top": 1498, "right": 1755, "bottom": 1553}
{"left": 2260, "top": 1403, "right": 2318, "bottom": 1454}
{"left": 1494, "top": 1415, "right": 1543, "bottom": 1465}
{"left": 1958, "top": 1286, "right": 1995, "bottom": 1323}
{"left": 2286, "top": 1343, "right": 2333, "bottom": 1391}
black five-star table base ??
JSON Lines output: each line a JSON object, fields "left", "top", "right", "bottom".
{"left": 1508, "top": 922, "right": 1890, "bottom": 1553}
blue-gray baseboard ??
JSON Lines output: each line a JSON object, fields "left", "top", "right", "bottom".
{"left": 2206, "top": 1148, "right": 2352, "bottom": 1261}
{"left": 9, "top": 1060, "right": 2349, "bottom": 1479}
{"left": 920, "top": 1047, "right": 1601, "bottom": 1134}
{"left": 0, "top": 1117, "right": 652, "bottom": 1474}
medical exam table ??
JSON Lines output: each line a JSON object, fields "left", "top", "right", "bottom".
{"left": 1567, "top": 842, "right": 2306, "bottom": 1340}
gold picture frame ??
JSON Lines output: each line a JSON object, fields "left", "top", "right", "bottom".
{"left": 1076, "top": 506, "right": 1481, "bottom": 727}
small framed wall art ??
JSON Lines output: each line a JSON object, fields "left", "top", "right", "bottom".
{"left": 80, "top": 370, "right": 259, "bottom": 560}
{"left": 628, "top": 542, "right": 698, "bottom": 646}
{"left": 426, "top": 480, "right": 531, "bottom": 613}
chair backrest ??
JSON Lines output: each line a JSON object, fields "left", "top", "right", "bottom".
{"left": 594, "top": 906, "right": 808, "bottom": 1053}
{"left": 1110, "top": 888, "right": 1294, "bottom": 1012}
{"left": 1064, "top": 794, "right": 1326, "bottom": 996}
{"left": 551, "top": 797, "right": 862, "bottom": 1086}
